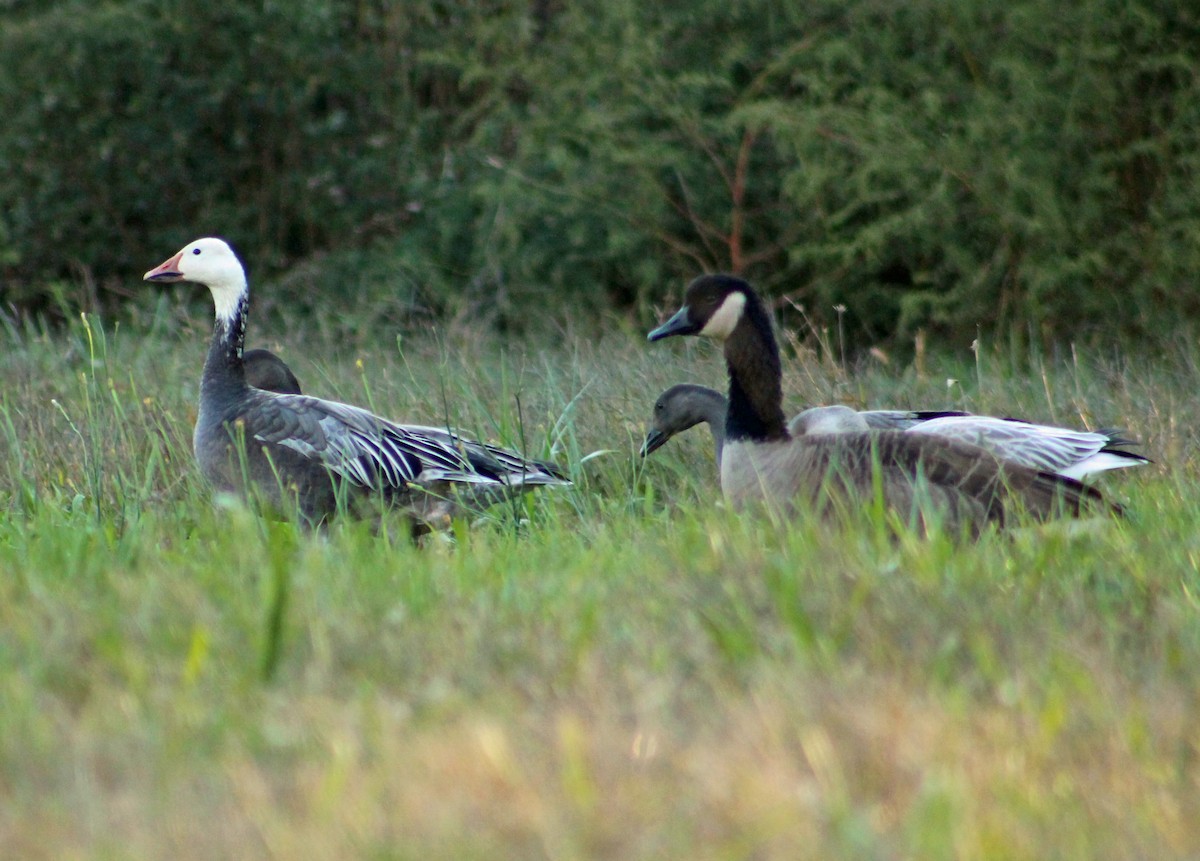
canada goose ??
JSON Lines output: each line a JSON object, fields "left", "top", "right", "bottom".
{"left": 640, "top": 384, "right": 966, "bottom": 466}
{"left": 643, "top": 386, "right": 1148, "bottom": 480}
{"left": 144, "top": 237, "right": 569, "bottom": 526}
{"left": 243, "top": 348, "right": 302, "bottom": 395}
{"left": 647, "top": 274, "right": 1119, "bottom": 533}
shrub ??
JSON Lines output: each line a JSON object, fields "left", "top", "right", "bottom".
{"left": 1, "top": 0, "right": 1198, "bottom": 347}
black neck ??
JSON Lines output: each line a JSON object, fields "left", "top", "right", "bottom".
{"left": 722, "top": 291, "right": 788, "bottom": 442}
{"left": 200, "top": 294, "right": 249, "bottom": 407}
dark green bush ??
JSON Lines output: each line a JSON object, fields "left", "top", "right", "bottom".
{"left": 1, "top": 0, "right": 1198, "bottom": 346}
{"left": 0, "top": 0, "right": 458, "bottom": 306}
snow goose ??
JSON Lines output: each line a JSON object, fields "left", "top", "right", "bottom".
{"left": 144, "top": 237, "right": 569, "bottom": 525}
{"left": 647, "top": 274, "right": 1120, "bottom": 533}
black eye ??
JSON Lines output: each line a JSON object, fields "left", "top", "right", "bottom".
{"left": 192, "top": 248, "right": 201, "bottom": 255}
{"left": 654, "top": 402, "right": 663, "bottom": 413}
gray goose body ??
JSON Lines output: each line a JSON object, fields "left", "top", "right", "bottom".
{"left": 146, "top": 238, "right": 568, "bottom": 524}
{"left": 643, "top": 387, "right": 1147, "bottom": 480}
{"left": 647, "top": 275, "right": 1120, "bottom": 534}
{"left": 239, "top": 348, "right": 567, "bottom": 488}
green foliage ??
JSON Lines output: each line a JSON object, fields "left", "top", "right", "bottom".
{"left": 763, "top": 0, "right": 1200, "bottom": 343}
{"left": 0, "top": 0, "right": 453, "bottom": 301}
{"left": 2, "top": 0, "right": 1199, "bottom": 344}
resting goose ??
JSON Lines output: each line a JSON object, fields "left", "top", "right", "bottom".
{"left": 641, "top": 384, "right": 729, "bottom": 463}
{"left": 639, "top": 384, "right": 965, "bottom": 467}
{"left": 643, "top": 386, "right": 1148, "bottom": 480}
{"left": 237, "top": 348, "right": 549, "bottom": 485}
{"left": 647, "top": 274, "right": 1120, "bottom": 533}
{"left": 144, "top": 237, "right": 569, "bottom": 525}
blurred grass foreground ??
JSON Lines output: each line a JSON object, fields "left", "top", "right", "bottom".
{"left": 1, "top": 305, "right": 1198, "bottom": 858}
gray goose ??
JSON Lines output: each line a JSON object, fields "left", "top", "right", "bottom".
{"left": 642, "top": 386, "right": 1147, "bottom": 480}
{"left": 240, "top": 347, "right": 567, "bottom": 514}
{"left": 641, "top": 384, "right": 729, "bottom": 464}
{"left": 647, "top": 274, "right": 1121, "bottom": 533}
{"left": 145, "top": 237, "right": 569, "bottom": 525}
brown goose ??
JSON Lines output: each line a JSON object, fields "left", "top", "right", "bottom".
{"left": 642, "top": 386, "right": 1148, "bottom": 479}
{"left": 145, "top": 237, "right": 569, "bottom": 525}
{"left": 647, "top": 274, "right": 1121, "bottom": 533}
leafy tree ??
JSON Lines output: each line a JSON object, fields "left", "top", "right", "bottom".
{"left": 1, "top": 0, "right": 1198, "bottom": 347}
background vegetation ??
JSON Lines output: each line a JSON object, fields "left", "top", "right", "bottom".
{"left": 3, "top": 1, "right": 1200, "bottom": 855}
{"left": 1, "top": 308, "right": 1197, "bottom": 858}
{"left": 2, "top": 0, "right": 1199, "bottom": 344}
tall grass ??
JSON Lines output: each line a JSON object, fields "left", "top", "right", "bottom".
{"left": 0, "top": 308, "right": 1197, "bottom": 859}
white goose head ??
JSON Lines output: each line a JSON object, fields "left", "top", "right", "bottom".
{"left": 144, "top": 237, "right": 247, "bottom": 324}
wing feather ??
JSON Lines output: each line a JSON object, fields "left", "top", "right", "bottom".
{"left": 816, "top": 431, "right": 1111, "bottom": 521}
{"left": 246, "top": 390, "right": 567, "bottom": 491}
{"left": 907, "top": 416, "right": 1113, "bottom": 474}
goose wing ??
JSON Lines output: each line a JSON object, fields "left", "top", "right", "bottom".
{"left": 903, "top": 415, "right": 1146, "bottom": 477}
{"left": 798, "top": 431, "right": 1113, "bottom": 523}
{"left": 866, "top": 431, "right": 1113, "bottom": 520}
{"left": 386, "top": 423, "right": 570, "bottom": 486}
{"left": 858, "top": 409, "right": 971, "bottom": 430}
{"left": 245, "top": 392, "right": 501, "bottom": 489}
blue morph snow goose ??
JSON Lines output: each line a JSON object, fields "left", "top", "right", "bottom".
{"left": 641, "top": 385, "right": 1147, "bottom": 480}
{"left": 144, "top": 237, "right": 568, "bottom": 525}
{"left": 647, "top": 274, "right": 1121, "bottom": 533}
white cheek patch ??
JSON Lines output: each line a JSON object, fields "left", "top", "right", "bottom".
{"left": 699, "top": 291, "right": 747, "bottom": 340}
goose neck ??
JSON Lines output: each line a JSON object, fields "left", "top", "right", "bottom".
{"left": 201, "top": 292, "right": 249, "bottom": 406}
{"left": 722, "top": 294, "right": 788, "bottom": 443}
{"left": 695, "top": 389, "right": 730, "bottom": 456}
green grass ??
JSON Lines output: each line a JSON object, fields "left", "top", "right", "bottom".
{"left": 1, "top": 306, "right": 1198, "bottom": 860}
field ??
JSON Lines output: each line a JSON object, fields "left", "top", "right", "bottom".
{"left": 1, "top": 297, "right": 1198, "bottom": 860}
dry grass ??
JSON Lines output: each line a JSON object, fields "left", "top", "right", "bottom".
{"left": 1, "top": 304, "right": 1198, "bottom": 859}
